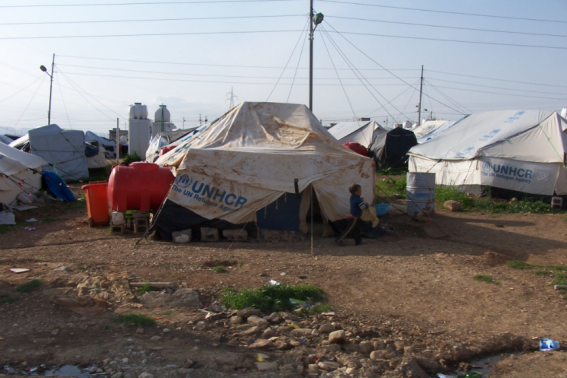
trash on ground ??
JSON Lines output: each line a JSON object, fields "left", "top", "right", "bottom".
{"left": 26, "top": 218, "right": 37, "bottom": 222}
{"left": 24, "top": 227, "right": 35, "bottom": 231}
{"left": 457, "top": 373, "right": 482, "bottom": 378}
{"left": 269, "top": 280, "right": 280, "bottom": 286}
{"left": 10, "top": 268, "right": 30, "bottom": 274}
{"left": 540, "top": 338, "right": 561, "bottom": 351}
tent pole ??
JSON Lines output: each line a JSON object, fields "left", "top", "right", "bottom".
{"left": 417, "top": 65, "right": 424, "bottom": 127}
{"left": 309, "top": 0, "right": 314, "bottom": 111}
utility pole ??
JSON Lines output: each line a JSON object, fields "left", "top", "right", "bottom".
{"left": 417, "top": 65, "right": 424, "bottom": 127}
{"left": 40, "top": 54, "right": 55, "bottom": 125}
{"left": 226, "top": 87, "right": 237, "bottom": 109}
{"left": 199, "top": 114, "right": 202, "bottom": 126}
{"left": 308, "top": 4, "right": 324, "bottom": 112}
{"left": 182, "top": 117, "right": 185, "bottom": 129}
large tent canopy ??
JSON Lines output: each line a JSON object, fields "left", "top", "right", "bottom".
{"left": 412, "top": 119, "right": 449, "bottom": 143}
{"left": 151, "top": 102, "right": 375, "bottom": 240}
{"left": 0, "top": 142, "right": 46, "bottom": 205}
{"left": 368, "top": 127, "right": 418, "bottom": 168}
{"left": 328, "top": 120, "right": 386, "bottom": 147}
{"left": 10, "top": 124, "right": 88, "bottom": 180}
{"left": 409, "top": 110, "right": 567, "bottom": 195}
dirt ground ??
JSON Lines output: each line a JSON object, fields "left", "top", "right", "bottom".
{"left": 1, "top": 184, "right": 567, "bottom": 378}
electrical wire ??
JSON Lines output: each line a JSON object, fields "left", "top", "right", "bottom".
{"left": 429, "top": 83, "right": 566, "bottom": 100}
{"left": 0, "top": 75, "right": 44, "bottom": 104}
{"left": 427, "top": 70, "right": 566, "bottom": 89}
{"left": 13, "top": 77, "right": 46, "bottom": 128}
{"left": 363, "top": 81, "right": 418, "bottom": 118}
{"left": 328, "top": 16, "right": 567, "bottom": 38}
{"left": 0, "top": 14, "right": 304, "bottom": 26}
{"left": 287, "top": 25, "right": 308, "bottom": 102}
{"left": 56, "top": 75, "right": 72, "bottom": 129}
{"left": 428, "top": 77, "right": 567, "bottom": 96}
{"left": 424, "top": 80, "right": 472, "bottom": 115}
{"left": 319, "top": 0, "right": 567, "bottom": 24}
{"left": 324, "top": 21, "right": 467, "bottom": 115}
{"left": 0, "top": 0, "right": 299, "bottom": 7}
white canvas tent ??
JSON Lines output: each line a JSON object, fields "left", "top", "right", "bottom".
{"left": 0, "top": 135, "right": 12, "bottom": 145}
{"left": 409, "top": 110, "right": 567, "bottom": 195}
{"left": 10, "top": 124, "right": 88, "bottom": 180}
{"left": 0, "top": 142, "right": 46, "bottom": 205}
{"left": 328, "top": 120, "right": 386, "bottom": 147}
{"left": 152, "top": 102, "right": 375, "bottom": 240}
{"left": 412, "top": 119, "right": 449, "bottom": 143}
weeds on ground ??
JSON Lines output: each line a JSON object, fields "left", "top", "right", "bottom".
{"left": 535, "top": 270, "right": 551, "bottom": 276}
{"left": 435, "top": 187, "right": 477, "bottom": 209}
{"left": 101, "top": 324, "right": 113, "bottom": 330}
{"left": 553, "top": 273, "right": 567, "bottom": 286}
{"left": 0, "top": 294, "right": 19, "bottom": 304}
{"left": 68, "top": 201, "right": 87, "bottom": 209}
{"left": 41, "top": 217, "right": 59, "bottom": 223}
{"left": 77, "top": 266, "right": 87, "bottom": 271}
{"left": 15, "top": 279, "right": 43, "bottom": 294}
{"left": 218, "top": 284, "right": 325, "bottom": 313}
{"left": 0, "top": 225, "right": 20, "bottom": 234}
{"left": 296, "top": 303, "right": 332, "bottom": 317}
{"left": 161, "top": 310, "right": 174, "bottom": 316}
{"left": 473, "top": 275, "right": 500, "bottom": 285}
{"left": 377, "top": 167, "right": 408, "bottom": 176}
{"left": 507, "top": 261, "right": 540, "bottom": 270}
{"left": 122, "top": 153, "right": 142, "bottom": 166}
{"left": 212, "top": 266, "right": 227, "bottom": 274}
{"left": 113, "top": 313, "right": 156, "bottom": 327}
{"left": 376, "top": 176, "right": 407, "bottom": 200}
{"left": 136, "top": 282, "right": 154, "bottom": 295}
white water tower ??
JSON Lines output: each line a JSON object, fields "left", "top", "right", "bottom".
{"left": 128, "top": 102, "right": 152, "bottom": 157}
{"left": 151, "top": 105, "right": 176, "bottom": 135}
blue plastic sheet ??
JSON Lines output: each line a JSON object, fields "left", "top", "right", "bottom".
{"left": 375, "top": 203, "right": 390, "bottom": 216}
{"left": 43, "top": 171, "right": 76, "bottom": 202}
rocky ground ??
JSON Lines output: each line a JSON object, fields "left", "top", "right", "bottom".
{"left": 1, "top": 185, "right": 567, "bottom": 377}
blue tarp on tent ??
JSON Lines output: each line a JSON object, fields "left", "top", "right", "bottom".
{"left": 43, "top": 171, "right": 76, "bottom": 202}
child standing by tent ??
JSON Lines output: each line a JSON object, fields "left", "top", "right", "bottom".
{"left": 336, "top": 183, "right": 368, "bottom": 246}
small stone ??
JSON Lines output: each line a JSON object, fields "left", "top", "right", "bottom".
{"left": 54, "top": 266, "right": 71, "bottom": 272}
{"left": 111, "top": 373, "right": 123, "bottom": 378}
{"left": 237, "top": 308, "right": 263, "bottom": 319}
{"left": 230, "top": 316, "right": 245, "bottom": 325}
{"left": 359, "top": 341, "right": 374, "bottom": 354}
{"left": 267, "top": 312, "right": 282, "bottom": 324}
{"left": 162, "top": 328, "right": 171, "bottom": 333}
{"left": 243, "top": 326, "right": 263, "bottom": 335}
{"left": 51, "top": 329, "right": 59, "bottom": 336}
{"left": 328, "top": 330, "right": 346, "bottom": 344}
{"left": 255, "top": 361, "right": 278, "bottom": 371}
{"left": 444, "top": 200, "right": 462, "bottom": 212}
{"left": 345, "top": 367, "right": 356, "bottom": 375}
{"left": 248, "top": 339, "right": 274, "bottom": 349}
{"left": 404, "top": 346, "right": 416, "bottom": 355}
{"left": 394, "top": 340, "right": 405, "bottom": 351}
{"left": 290, "top": 328, "right": 313, "bottom": 337}
{"left": 319, "top": 323, "right": 335, "bottom": 333}
{"left": 141, "top": 359, "right": 148, "bottom": 365}
{"left": 307, "top": 364, "right": 319, "bottom": 377}
{"left": 177, "top": 368, "right": 192, "bottom": 375}
{"left": 247, "top": 315, "right": 268, "bottom": 327}
{"left": 373, "top": 340, "right": 386, "bottom": 350}
{"left": 322, "top": 344, "right": 341, "bottom": 352}
{"left": 262, "top": 328, "right": 277, "bottom": 339}
{"left": 150, "top": 336, "right": 161, "bottom": 342}
{"left": 138, "top": 373, "right": 154, "bottom": 378}
{"left": 370, "top": 350, "right": 387, "bottom": 360}
{"left": 136, "top": 327, "right": 144, "bottom": 334}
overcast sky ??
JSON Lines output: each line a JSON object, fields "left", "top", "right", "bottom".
{"left": 0, "top": 0, "right": 566, "bottom": 136}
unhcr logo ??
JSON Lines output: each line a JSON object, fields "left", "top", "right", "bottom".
{"left": 481, "top": 161, "right": 533, "bottom": 184}
{"left": 172, "top": 175, "right": 248, "bottom": 212}
{"left": 176, "top": 174, "right": 194, "bottom": 189}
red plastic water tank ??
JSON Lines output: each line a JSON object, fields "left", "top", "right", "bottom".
{"left": 343, "top": 142, "right": 368, "bottom": 157}
{"left": 108, "top": 162, "right": 174, "bottom": 212}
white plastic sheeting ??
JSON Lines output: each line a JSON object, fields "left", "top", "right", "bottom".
{"left": 0, "top": 135, "right": 12, "bottom": 145}
{"left": 0, "top": 142, "right": 46, "bottom": 205}
{"left": 156, "top": 102, "right": 375, "bottom": 226}
{"left": 409, "top": 110, "right": 567, "bottom": 195}
{"left": 412, "top": 120, "right": 449, "bottom": 143}
{"left": 328, "top": 121, "right": 386, "bottom": 147}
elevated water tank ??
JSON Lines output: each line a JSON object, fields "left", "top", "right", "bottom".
{"left": 108, "top": 162, "right": 175, "bottom": 212}
{"left": 155, "top": 105, "right": 171, "bottom": 123}
{"left": 129, "top": 103, "right": 148, "bottom": 120}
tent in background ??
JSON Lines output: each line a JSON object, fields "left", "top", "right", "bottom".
{"left": 85, "top": 131, "right": 116, "bottom": 158}
{"left": 10, "top": 124, "right": 88, "bottom": 180}
{"left": 368, "top": 127, "right": 417, "bottom": 168}
{"left": 151, "top": 102, "right": 375, "bottom": 241}
{"left": 0, "top": 142, "right": 46, "bottom": 205}
{"left": 146, "top": 129, "right": 195, "bottom": 163}
{"left": 408, "top": 110, "right": 567, "bottom": 196}
{"left": 0, "top": 135, "right": 12, "bottom": 145}
{"left": 412, "top": 119, "right": 448, "bottom": 143}
{"left": 328, "top": 120, "right": 387, "bottom": 147}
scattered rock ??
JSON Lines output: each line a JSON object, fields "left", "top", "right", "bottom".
{"left": 162, "top": 328, "right": 171, "bottom": 333}
{"left": 230, "top": 316, "right": 245, "bottom": 325}
{"left": 394, "top": 340, "right": 406, "bottom": 351}
{"left": 373, "top": 340, "right": 386, "bottom": 350}
{"left": 328, "top": 330, "right": 346, "bottom": 344}
{"left": 444, "top": 200, "right": 462, "bottom": 212}
{"left": 54, "top": 266, "right": 71, "bottom": 272}
{"left": 322, "top": 344, "right": 342, "bottom": 353}
{"left": 307, "top": 364, "right": 319, "bottom": 377}
{"left": 237, "top": 308, "right": 263, "bottom": 319}
{"left": 138, "top": 373, "right": 154, "bottom": 378}
{"left": 255, "top": 361, "right": 278, "bottom": 371}
{"left": 243, "top": 326, "right": 263, "bottom": 335}
{"left": 136, "top": 327, "right": 144, "bottom": 334}
{"left": 370, "top": 350, "right": 387, "bottom": 360}
{"left": 267, "top": 312, "right": 282, "bottom": 324}
{"left": 319, "top": 323, "right": 335, "bottom": 333}
{"left": 247, "top": 315, "right": 268, "bottom": 327}
{"left": 140, "top": 288, "right": 200, "bottom": 308}
{"left": 345, "top": 367, "right": 356, "bottom": 375}
{"left": 262, "top": 328, "right": 277, "bottom": 339}
{"left": 248, "top": 339, "right": 274, "bottom": 349}
{"left": 150, "top": 336, "right": 161, "bottom": 342}
{"left": 51, "top": 329, "right": 59, "bottom": 336}
{"left": 359, "top": 340, "right": 374, "bottom": 354}
{"left": 290, "top": 328, "right": 313, "bottom": 337}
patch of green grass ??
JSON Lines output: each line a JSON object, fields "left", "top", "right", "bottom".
{"left": 473, "top": 275, "right": 500, "bottom": 285}
{"left": 375, "top": 176, "right": 407, "bottom": 200}
{"left": 77, "top": 266, "right": 87, "bottom": 271}
{"left": 218, "top": 284, "right": 325, "bottom": 313}
{"left": 0, "top": 294, "right": 19, "bottom": 304}
{"left": 548, "top": 265, "right": 567, "bottom": 272}
{"left": 435, "top": 186, "right": 477, "bottom": 209}
{"left": 113, "top": 313, "right": 156, "bottom": 327}
{"left": 15, "top": 279, "right": 43, "bottom": 294}
{"left": 41, "top": 217, "right": 59, "bottom": 223}
{"left": 122, "top": 153, "right": 142, "bottom": 166}
{"left": 68, "top": 201, "right": 87, "bottom": 209}
{"left": 553, "top": 273, "right": 567, "bottom": 286}
{"left": 297, "top": 303, "right": 333, "bottom": 316}
{"left": 136, "top": 282, "right": 154, "bottom": 295}
{"left": 377, "top": 167, "right": 408, "bottom": 176}
{"left": 535, "top": 270, "right": 551, "bottom": 276}
{"left": 161, "top": 310, "right": 174, "bottom": 315}
{"left": 212, "top": 266, "right": 227, "bottom": 274}
{"left": 101, "top": 324, "right": 113, "bottom": 330}
{"left": 507, "top": 260, "right": 540, "bottom": 270}
{"left": 0, "top": 225, "right": 21, "bottom": 234}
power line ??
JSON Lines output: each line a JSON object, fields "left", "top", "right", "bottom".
{"left": 287, "top": 23, "right": 309, "bottom": 102}
{"left": 427, "top": 70, "right": 566, "bottom": 88}
{"left": 58, "top": 54, "right": 419, "bottom": 71}
{"left": 0, "top": 0, "right": 299, "bottom": 8}
{"left": 0, "top": 14, "right": 303, "bottom": 26}
{"left": 0, "top": 74, "right": 44, "bottom": 104}
{"left": 0, "top": 29, "right": 302, "bottom": 40}
{"left": 319, "top": 0, "right": 567, "bottom": 24}
{"left": 329, "top": 16, "right": 567, "bottom": 38}
{"left": 424, "top": 80, "right": 472, "bottom": 115}
{"left": 429, "top": 82, "right": 566, "bottom": 101}
{"left": 57, "top": 63, "right": 418, "bottom": 81}
{"left": 13, "top": 77, "right": 46, "bottom": 128}
{"left": 427, "top": 77, "right": 567, "bottom": 97}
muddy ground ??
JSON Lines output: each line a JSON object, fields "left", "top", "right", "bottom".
{"left": 1, "top": 184, "right": 567, "bottom": 378}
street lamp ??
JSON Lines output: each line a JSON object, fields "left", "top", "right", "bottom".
{"left": 40, "top": 54, "right": 55, "bottom": 126}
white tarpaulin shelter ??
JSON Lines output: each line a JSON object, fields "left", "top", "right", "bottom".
{"left": 0, "top": 135, "right": 12, "bottom": 145}
{"left": 328, "top": 121, "right": 386, "bottom": 147}
{"left": 151, "top": 102, "right": 375, "bottom": 240}
{"left": 0, "top": 142, "right": 46, "bottom": 205}
{"left": 408, "top": 110, "right": 567, "bottom": 195}
{"left": 412, "top": 119, "right": 449, "bottom": 143}
{"left": 10, "top": 124, "right": 88, "bottom": 180}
